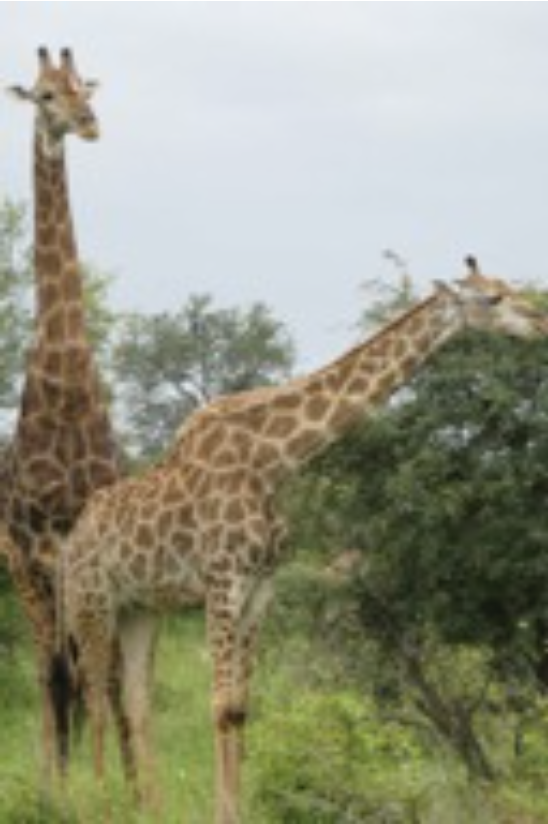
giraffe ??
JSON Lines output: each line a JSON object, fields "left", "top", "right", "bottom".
{"left": 5, "top": 47, "right": 124, "bottom": 775}
{"left": 60, "top": 264, "right": 548, "bottom": 824}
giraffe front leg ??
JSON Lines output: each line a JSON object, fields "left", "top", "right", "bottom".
{"left": 210, "top": 623, "right": 246, "bottom": 824}
{"left": 117, "top": 611, "right": 159, "bottom": 810}
{"left": 208, "top": 575, "right": 273, "bottom": 824}
{"left": 214, "top": 696, "right": 245, "bottom": 824}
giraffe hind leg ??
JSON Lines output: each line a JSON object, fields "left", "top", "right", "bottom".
{"left": 107, "top": 639, "right": 137, "bottom": 784}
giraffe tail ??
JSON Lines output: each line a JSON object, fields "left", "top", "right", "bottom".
{"left": 54, "top": 536, "right": 69, "bottom": 662}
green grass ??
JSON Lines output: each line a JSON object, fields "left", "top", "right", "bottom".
{"left": 154, "top": 616, "right": 215, "bottom": 824}
{"left": 2, "top": 596, "right": 548, "bottom": 823}
{"left": 0, "top": 613, "right": 214, "bottom": 824}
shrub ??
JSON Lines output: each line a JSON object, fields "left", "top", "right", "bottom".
{"left": 247, "top": 690, "right": 425, "bottom": 823}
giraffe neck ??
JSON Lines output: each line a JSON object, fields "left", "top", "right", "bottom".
{"left": 4, "top": 123, "right": 121, "bottom": 553}
{"left": 33, "top": 129, "right": 87, "bottom": 358}
{"left": 225, "top": 289, "right": 463, "bottom": 480}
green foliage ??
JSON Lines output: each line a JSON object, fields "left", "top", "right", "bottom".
{"left": 290, "top": 313, "right": 548, "bottom": 778}
{"left": 0, "top": 584, "right": 32, "bottom": 690}
{"left": 0, "top": 598, "right": 547, "bottom": 823}
{"left": 253, "top": 560, "right": 548, "bottom": 823}
{"left": 357, "top": 333, "right": 548, "bottom": 662}
{"left": 80, "top": 261, "right": 120, "bottom": 368}
{"left": 0, "top": 200, "right": 33, "bottom": 420}
{"left": 358, "top": 254, "right": 417, "bottom": 334}
{"left": 113, "top": 294, "right": 295, "bottom": 459}
{"left": 248, "top": 690, "right": 426, "bottom": 823}
{"left": 304, "top": 325, "right": 548, "bottom": 668}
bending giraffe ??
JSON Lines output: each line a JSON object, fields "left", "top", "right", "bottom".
{"left": 60, "top": 265, "right": 548, "bottom": 824}
{"left": 5, "top": 48, "right": 125, "bottom": 775}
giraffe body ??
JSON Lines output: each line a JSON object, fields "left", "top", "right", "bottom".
{"left": 61, "top": 269, "right": 548, "bottom": 824}
{"left": 5, "top": 48, "right": 123, "bottom": 774}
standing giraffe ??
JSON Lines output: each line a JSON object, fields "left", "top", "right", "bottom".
{"left": 61, "top": 265, "right": 548, "bottom": 824}
{"left": 5, "top": 47, "right": 123, "bottom": 774}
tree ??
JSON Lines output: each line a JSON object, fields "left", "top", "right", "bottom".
{"left": 301, "top": 272, "right": 548, "bottom": 674}
{"left": 113, "top": 294, "right": 295, "bottom": 460}
{"left": 287, "top": 276, "right": 548, "bottom": 777}
{"left": 349, "top": 331, "right": 548, "bottom": 660}
{"left": 80, "top": 261, "right": 120, "bottom": 369}
{"left": 359, "top": 250, "right": 416, "bottom": 333}
{"left": 0, "top": 201, "right": 33, "bottom": 429}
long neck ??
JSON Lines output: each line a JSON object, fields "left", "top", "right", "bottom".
{"left": 232, "top": 290, "right": 463, "bottom": 479}
{"left": 33, "top": 130, "right": 88, "bottom": 358}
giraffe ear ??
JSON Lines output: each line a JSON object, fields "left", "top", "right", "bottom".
{"left": 6, "top": 85, "right": 35, "bottom": 103}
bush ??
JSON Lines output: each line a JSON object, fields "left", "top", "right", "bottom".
{"left": 247, "top": 690, "right": 426, "bottom": 824}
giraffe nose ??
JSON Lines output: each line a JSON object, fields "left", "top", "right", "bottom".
{"left": 78, "top": 112, "right": 99, "bottom": 140}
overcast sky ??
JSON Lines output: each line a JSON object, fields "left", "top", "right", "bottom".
{"left": 3, "top": 2, "right": 548, "bottom": 370}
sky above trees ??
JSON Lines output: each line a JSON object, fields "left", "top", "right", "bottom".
{"left": 3, "top": 3, "right": 548, "bottom": 370}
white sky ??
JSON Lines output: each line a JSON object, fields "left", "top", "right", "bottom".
{"left": 2, "top": 2, "right": 548, "bottom": 370}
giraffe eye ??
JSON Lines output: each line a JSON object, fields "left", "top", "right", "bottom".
{"left": 40, "top": 91, "right": 55, "bottom": 103}
{"left": 486, "top": 294, "right": 504, "bottom": 306}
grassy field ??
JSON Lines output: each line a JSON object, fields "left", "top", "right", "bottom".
{"left": 0, "top": 613, "right": 215, "bottom": 824}
{"left": 1, "top": 590, "right": 548, "bottom": 823}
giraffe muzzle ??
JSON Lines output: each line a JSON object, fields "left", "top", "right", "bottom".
{"left": 77, "top": 115, "right": 99, "bottom": 141}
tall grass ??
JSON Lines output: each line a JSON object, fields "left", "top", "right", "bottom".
{"left": 1, "top": 594, "right": 548, "bottom": 823}
{"left": 0, "top": 611, "right": 214, "bottom": 824}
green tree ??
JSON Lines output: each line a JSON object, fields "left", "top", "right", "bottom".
{"left": 80, "top": 261, "right": 120, "bottom": 369}
{"left": 113, "top": 294, "right": 295, "bottom": 459}
{"left": 348, "top": 331, "right": 548, "bottom": 666}
{"left": 288, "top": 279, "right": 548, "bottom": 778}
{"left": 359, "top": 250, "right": 416, "bottom": 333}
{"left": 0, "top": 201, "right": 33, "bottom": 425}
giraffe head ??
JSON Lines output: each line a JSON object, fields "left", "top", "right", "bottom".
{"left": 9, "top": 47, "right": 99, "bottom": 154}
{"left": 439, "top": 256, "right": 548, "bottom": 340}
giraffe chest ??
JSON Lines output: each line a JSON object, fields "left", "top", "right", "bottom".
{"left": 95, "top": 490, "right": 207, "bottom": 611}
